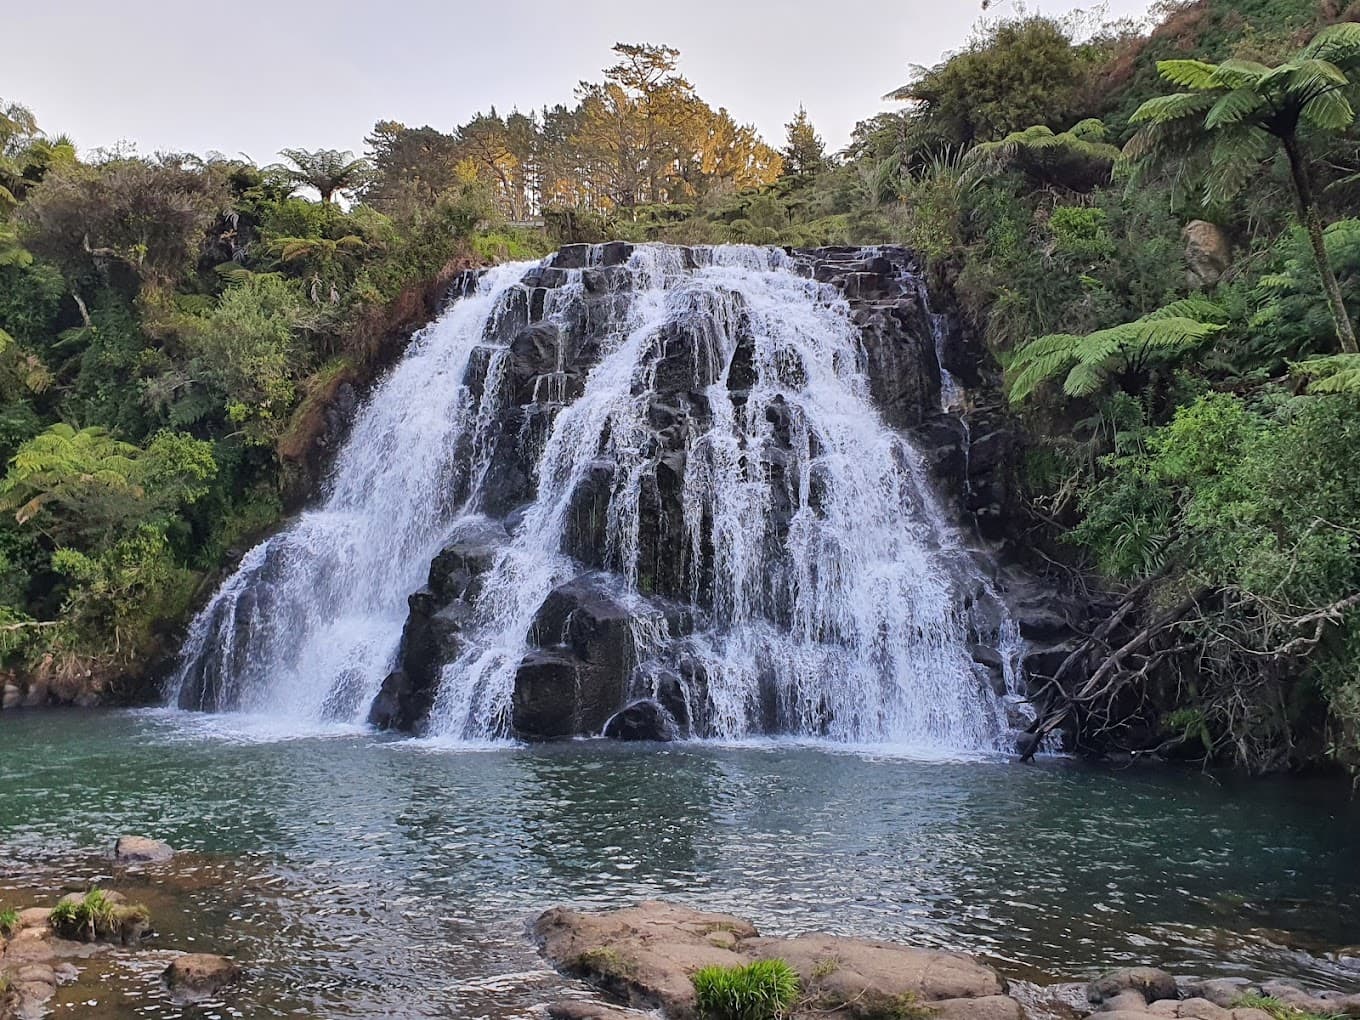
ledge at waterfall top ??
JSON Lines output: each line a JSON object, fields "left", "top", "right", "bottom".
{"left": 169, "top": 243, "right": 1076, "bottom": 751}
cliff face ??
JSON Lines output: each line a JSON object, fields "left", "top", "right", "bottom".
{"left": 346, "top": 243, "right": 1083, "bottom": 744}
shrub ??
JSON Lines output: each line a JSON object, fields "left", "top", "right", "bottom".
{"left": 0, "top": 906, "right": 17, "bottom": 935}
{"left": 692, "top": 959, "right": 800, "bottom": 1020}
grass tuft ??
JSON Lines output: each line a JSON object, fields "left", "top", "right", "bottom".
{"left": 49, "top": 889, "right": 149, "bottom": 945}
{"left": 1233, "top": 995, "right": 1346, "bottom": 1020}
{"left": 0, "top": 907, "right": 17, "bottom": 936}
{"left": 693, "top": 959, "right": 801, "bottom": 1020}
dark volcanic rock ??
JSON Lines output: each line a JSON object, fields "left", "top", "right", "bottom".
{"left": 513, "top": 574, "right": 693, "bottom": 740}
{"left": 372, "top": 518, "right": 508, "bottom": 733}
{"left": 368, "top": 244, "right": 1064, "bottom": 742}
{"left": 602, "top": 699, "right": 676, "bottom": 741}
{"left": 428, "top": 518, "right": 508, "bottom": 604}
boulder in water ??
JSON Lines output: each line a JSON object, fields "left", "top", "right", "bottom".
{"left": 602, "top": 700, "right": 676, "bottom": 742}
{"left": 1089, "top": 968, "right": 1179, "bottom": 1005}
{"left": 114, "top": 836, "right": 174, "bottom": 863}
{"left": 163, "top": 953, "right": 241, "bottom": 999}
{"left": 546, "top": 1003, "right": 647, "bottom": 1020}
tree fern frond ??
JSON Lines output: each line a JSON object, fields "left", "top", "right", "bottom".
{"left": 1212, "top": 59, "right": 1272, "bottom": 89}
{"left": 1205, "top": 127, "right": 1272, "bottom": 204}
{"left": 1278, "top": 58, "right": 1350, "bottom": 100}
{"left": 1301, "top": 88, "right": 1356, "bottom": 132}
{"left": 1127, "top": 316, "right": 1226, "bottom": 350}
{"left": 1129, "top": 91, "right": 1218, "bottom": 126}
{"left": 1068, "top": 118, "right": 1110, "bottom": 141}
{"left": 1158, "top": 59, "right": 1220, "bottom": 89}
{"left": 1256, "top": 273, "right": 1294, "bottom": 290}
{"left": 1148, "top": 298, "right": 1230, "bottom": 323}
{"left": 1292, "top": 354, "right": 1360, "bottom": 393}
{"left": 1300, "top": 21, "right": 1360, "bottom": 64}
{"left": 1206, "top": 88, "right": 1265, "bottom": 128}
{"left": 1063, "top": 361, "right": 1112, "bottom": 397}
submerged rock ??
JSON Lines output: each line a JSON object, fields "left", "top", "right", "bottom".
{"left": 547, "top": 1002, "right": 650, "bottom": 1020}
{"left": 164, "top": 953, "right": 241, "bottom": 999}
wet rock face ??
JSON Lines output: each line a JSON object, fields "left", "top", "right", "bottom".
{"left": 602, "top": 699, "right": 677, "bottom": 741}
{"left": 511, "top": 575, "right": 693, "bottom": 741}
{"left": 375, "top": 243, "right": 1044, "bottom": 742}
{"left": 370, "top": 519, "right": 509, "bottom": 733}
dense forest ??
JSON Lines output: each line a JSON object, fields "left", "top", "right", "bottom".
{"left": 3, "top": 0, "right": 1360, "bottom": 773}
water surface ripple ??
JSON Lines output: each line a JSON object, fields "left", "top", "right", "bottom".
{"left": 3, "top": 711, "right": 1358, "bottom": 1018}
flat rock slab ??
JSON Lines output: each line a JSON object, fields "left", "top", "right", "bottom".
{"left": 534, "top": 901, "right": 1008, "bottom": 1019}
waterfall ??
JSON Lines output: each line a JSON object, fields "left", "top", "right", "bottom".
{"left": 168, "top": 262, "right": 532, "bottom": 718}
{"left": 172, "top": 244, "right": 1024, "bottom": 751}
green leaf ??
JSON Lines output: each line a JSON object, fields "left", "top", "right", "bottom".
{"left": 1292, "top": 354, "right": 1360, "bottom": 394}
{"left": 1301, "top": 89, "right": 1356, "bottom": 132}
{"left": 1301, "top": 22, "right": 1360, "bottom": 65}
{"left": 1129, "top": 91, "right": 1217, "bottom": 126}
{"left": 1211, "top": 59, "right": 1272, "bottom": 90}
{"left": 1206, "top": 89, "right": 1264, "bottom": 128}
{"left": 1158, "top": 60, "right": 1220, "bottom": 89}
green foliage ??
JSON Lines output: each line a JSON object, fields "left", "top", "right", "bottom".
{"left": 268, "top": 148, "right": 372, "bottom": 205}
{"left": 0, "top": 907, "right": 17, "bottom": 935}
{"left": 48, "top": 889, "right": 149, "bottom": 945}
{"left": 1234, "top": 993, "right": 1347, "bottom": 1020}
{"left": 782, "top": 106, "right": 827, "bottom": 179}
{"left": 888, "top": 16, "right": 1089, "bottom": 151}
{"left": 0, "top": 423, "right": 214, "bottom": 547}
{"left": 692, "top": 960, "right": 801, "bottom": 1020}
{"left": 1008, "top": 299, "right": 1228, "bottom": 403}
{"left": 185, "top": 274, "right": 315, "bottom": 442}
{"left": 19, "top": 157, "right": 229, "bottom": 291}
{"left": 1070, "top": 392, "right": 1360, "bottom": 765}
{"left": 965, "top": 119, "right": 1123, "bottom": 191}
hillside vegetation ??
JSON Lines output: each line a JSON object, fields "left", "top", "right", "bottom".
{"left": 3, "top": 4, "right": 1360, "bottom": 773}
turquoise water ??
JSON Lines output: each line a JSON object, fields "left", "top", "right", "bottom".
{"left": 2, "top": 709, "right": 1359, "bottom": 1018}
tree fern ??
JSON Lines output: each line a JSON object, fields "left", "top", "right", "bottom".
{"left": 1126, "top": 25, "right": 1360, "bottom": 354}
{"left": 1292, "top": 355, "right": 1360, "bottom": 394}
{"left": 965, "top": 118, "right": 1123, "bottom": 190}
{"left": 1009, "top": 301, "right": 1228, "bottom": 404}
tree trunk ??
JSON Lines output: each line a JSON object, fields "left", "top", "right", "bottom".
{"left": 1283, "top": 134, "right": 1359, "bottom": 354}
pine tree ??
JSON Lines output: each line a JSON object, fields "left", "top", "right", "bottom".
{"left": 782, "top": 106, "right": 826, "bottom": 179}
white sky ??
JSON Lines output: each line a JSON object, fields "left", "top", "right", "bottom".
{"left": 9, "top": 0, "right": 1155, "bottom": 162}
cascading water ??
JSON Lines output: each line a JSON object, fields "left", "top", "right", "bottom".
{"left": 172, "top": 243, "right": 1027, "bottom": 751}
{"left": 168, "top": 262, "right": 533, "bottom": 719}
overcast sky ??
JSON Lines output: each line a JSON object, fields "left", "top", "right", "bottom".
{"left": 10, "top": 0, "right": 1155, "bottom": 162}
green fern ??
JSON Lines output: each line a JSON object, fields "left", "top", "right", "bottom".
{"left": 1292, "top": 355, "right": 1360, "bottom": 394}
{"left": 1009, "top": 301, "right": 1228, "bottom": 404}
{"left": 964, "top": 118, "right": 1123, "bottom": 190}
{"left": 1128, "top": 28, "right": 1360, "bottom": 207}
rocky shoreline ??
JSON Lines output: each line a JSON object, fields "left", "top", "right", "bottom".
{"left": 0, "top": 838, "right": 238, "bottom": 1020}
{"left": 532, "top": 902, "right": 1360, "bottom": 1020}
{"left": 5, "top": 847, "right": 1357, "bottom": 1020}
